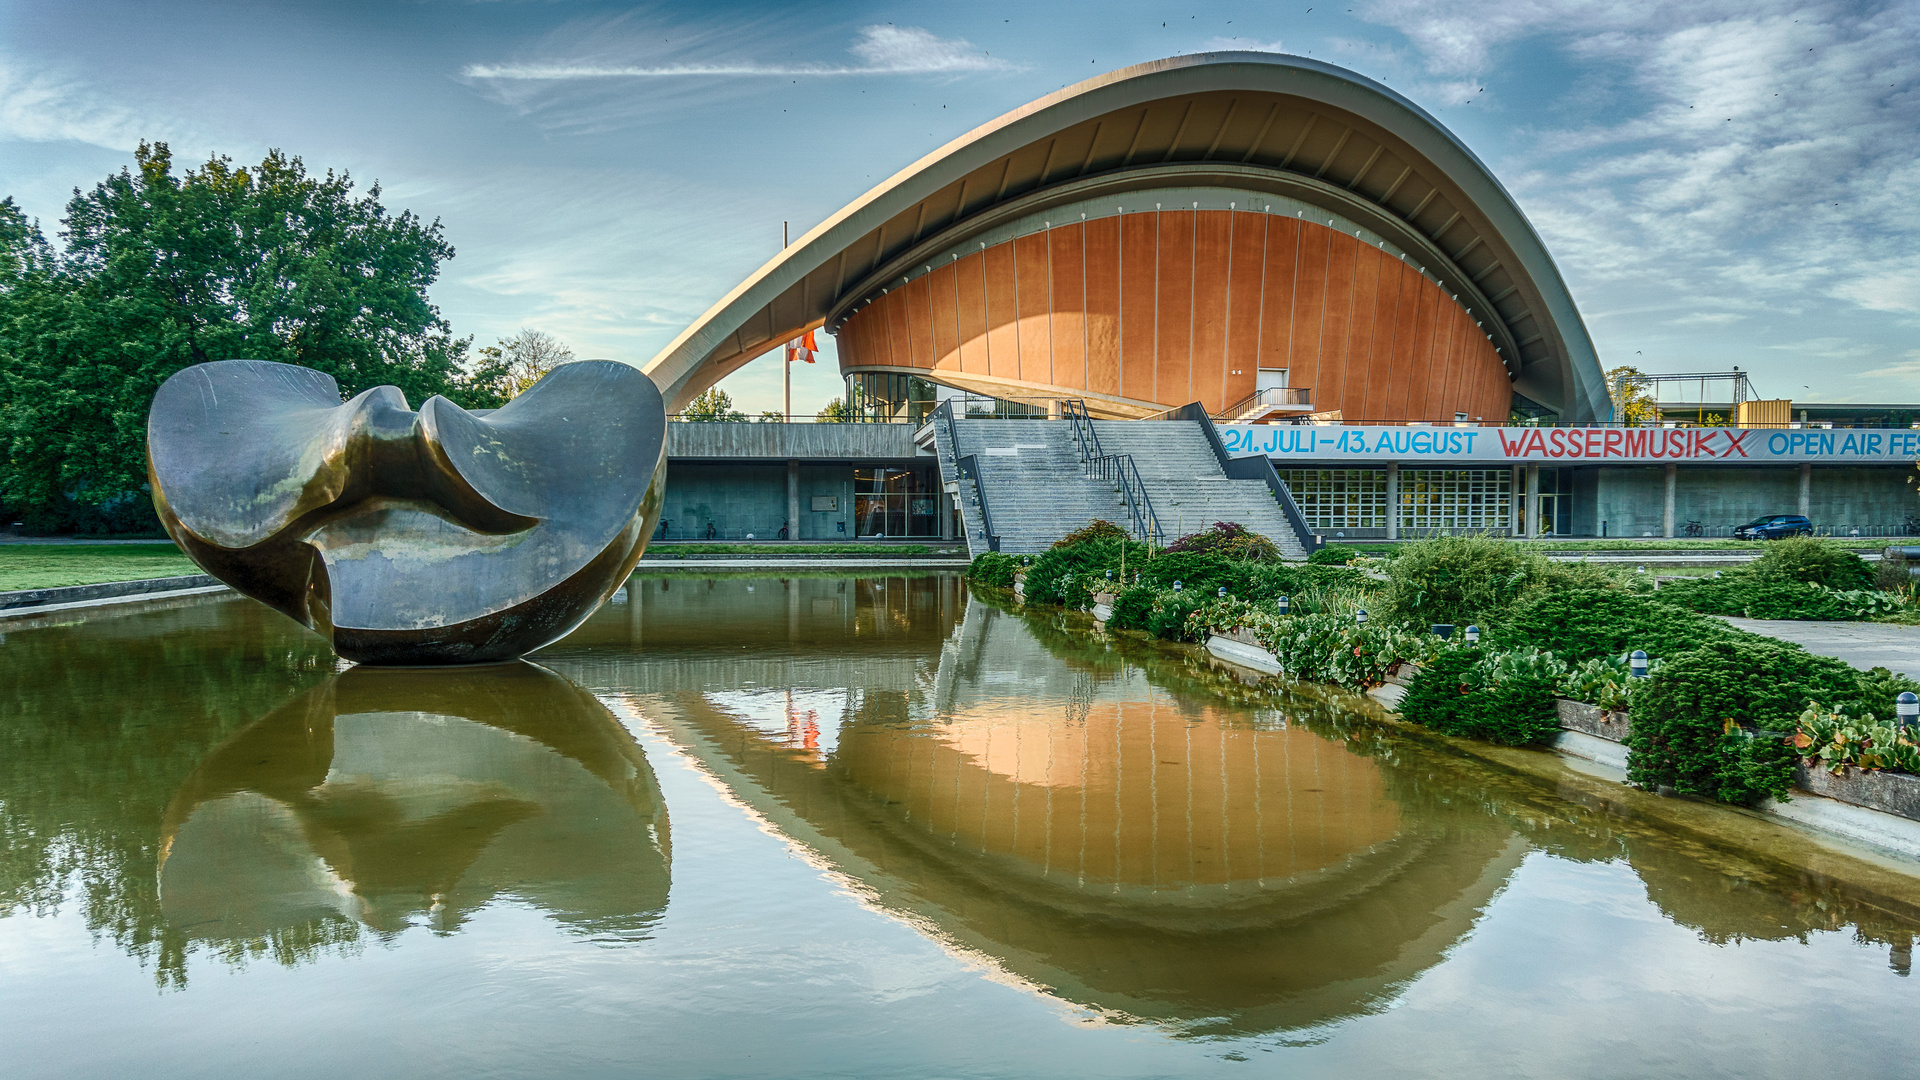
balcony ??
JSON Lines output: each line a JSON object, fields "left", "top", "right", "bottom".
{"left": 1219, "top": 387, "right": 1315, "bottom": 422}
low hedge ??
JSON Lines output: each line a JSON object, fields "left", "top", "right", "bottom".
{"left": 966, "top": 552, "right": 1019, "bottom": 589}
{"left": 1398, "top": 645, "right": 1565, "bottom": 746}
{"left": 1625, "top": 637, "right": 1862, "bottom": 804}
{"left": 1491, "top": 588, "right": 1742, "bottom": 660}
{"left": 1652, "top": 572, "right": 1904, "bottom": 621}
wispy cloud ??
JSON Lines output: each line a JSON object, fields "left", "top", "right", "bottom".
{"left": 464, "top": 25, "right": 1013, "bottom": 81}
{"left": 0, "top": 56, "right": 196, "bottom": 151}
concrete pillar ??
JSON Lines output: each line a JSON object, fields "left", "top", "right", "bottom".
{"left": 1384, "top": 462, "right": 1400, "bottom": 540}
{"left": 1511, "top": 465, "right": 1523, "bottom": 536}
{"left": 1525, "top": 464, "right": 1540, "bottom": 538}
{"left": 1663, "top": 463, "right": 1676, "bottom": 539}
{"left": 1799, "top": 463, "right": 1812, "bottom": 517}
{"left": 786, "top": 459, "right": 800, "bottom": 540}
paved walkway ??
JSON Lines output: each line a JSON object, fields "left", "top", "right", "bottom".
{"left": 1723, "top": 617, "right": 1920, "bottom": 678}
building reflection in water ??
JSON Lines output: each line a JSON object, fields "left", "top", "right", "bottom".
{"left": 159, "top": 663, "right": 670, "bottom": 951}
{"left": 584, "top": 576, "right": 1520, "bottom": 1038}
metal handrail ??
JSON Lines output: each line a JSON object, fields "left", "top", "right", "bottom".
{"left": 1060, "top": 398, "right": 1104, "bottom": 465}
{"left": 1218, "top": 386, "right": 1314, "bottom": 420}
{"left": 1147, "top": 401, "right": 1323, "bottom": 556}
{"left": 934, "top": 400, "right": 1000, "bottom": 553}
{"left": 1093, "top": 453, "right": 1164, "bottom": 547}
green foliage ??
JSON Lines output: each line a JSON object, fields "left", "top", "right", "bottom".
{"left": 1794, "top": 706, "right": 1920, "bottom": 775}
{"left": 1250, "top": 612, "right": 1440, "bottom": 690}
{"left": 1022, "top": 536, "right": 1148, "bottom": 606}
{"left": 1164, "top": 521, "right": 1282, "bottom": 562}
{"left": 0, "top": 145, "right": 484, "bottom": 532}
{"left": 1626, "top": 638, "right": 1860, "bottom": 804}
{"left": 1399, "top": 645, "right": 1567, "bottom": 746}
{"left": 1559, "top": 653, "right": 1661, "bottom": 713}
{"left": 1653, "top": 571, "right": 1907, "bottom": 620}
{"left": 816, "top": 398, "right": 853, "bottom": 423}
{"left": 1143, "top": 589, "right": 1209, "bottom": 640}
{"left": 678, "top": 387, "right": 747, "bottom": 422}
{"left": 1053, "top": 519, "right": 1130, "bottom": 549}
{"left": 1750, "top": 536, "right": 1873, "bottom": 590}
{"left": 1239, "top": 561, "right": 1376, "bottom": 615}
{"left": 1109, "top": 583, "right": 1159, "bottom": 632}
{"left": 1131, "top": 551, "right": 1250, "bottom": 595}
{"left": 1308, "top": 543, "right": 1361, "bottom": 566}
{"left": 1493, "top": 588, "right": 1741, "bottom": 662}
{"left": 1855, "top": 666, "right": 1920, "bottom": 723}
{"left": 966, "top": 552, "right": 1019, "bottom": 589}
{"left": 1375, "top": 534, "right": 1610, "bottom": 629}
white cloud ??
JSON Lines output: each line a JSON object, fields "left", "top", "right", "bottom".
{"left": 0, "top": 57, "right": 191, "bottom": 151}
{"left": 464, "top": 25, "right": 1013, "bottom": 80}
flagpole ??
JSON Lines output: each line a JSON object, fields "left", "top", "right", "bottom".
{"left": 782, "top": 221, "right": 791, "bottom": 424}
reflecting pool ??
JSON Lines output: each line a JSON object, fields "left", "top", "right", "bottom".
{"left": 3, "top": 574, "right": 1918, "bottom": 1078}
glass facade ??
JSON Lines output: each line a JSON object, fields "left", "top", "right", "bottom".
{"left": 1280, "top": 470, "right": 1388, "bottom": 532}
{"left": 1281, "top": 467, "right": 1518, "bottom": 535}
{"left": 855, "top": 467, "right": 940, "bottom": 537}
{"left": 1401, "top": 470, "right": 1512, "bottom": 533}
{"left": 847, "top": 373, "right": 939, "bottom": 425}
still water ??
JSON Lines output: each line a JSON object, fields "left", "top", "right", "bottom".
{"left": 3, "top": 574, "right": 1918, "bottom": 1078}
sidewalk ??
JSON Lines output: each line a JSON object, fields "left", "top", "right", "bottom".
{"left": 1722, "top": 617, "right": 1920, "bottom": 679}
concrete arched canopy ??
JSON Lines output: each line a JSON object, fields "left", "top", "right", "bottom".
{"left": 645, "top": 52, "right": 1612, "bottom": 423}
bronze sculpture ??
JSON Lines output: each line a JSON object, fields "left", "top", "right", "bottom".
{"left": 147, "top": 359, "right": 666, "bottom": 665}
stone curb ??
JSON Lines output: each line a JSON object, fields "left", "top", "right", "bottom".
{"left": 0, "top": 574, "right": 220, "bottom": 611}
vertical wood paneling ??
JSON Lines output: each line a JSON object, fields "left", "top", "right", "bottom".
{"left": 1013, "top": 232, "right": 1052, "bottom": 386}
{"left": 1049, "top": 223, "right": 1087, "bottom": 391}
{"left": 1156, "top": 209, "right": 1195, "bottom": 404}
{"left": 928, "top": 262, "right": 960, "bottom": 371}
{"left": 907, "top": 275, "right": 935, "bottom": 370}
{"left": 1223, "top": 210, "right": 1266, "bottom": 409}
{"left": 1190, "top": 210, "right": 1232, "bottom": 412}
{"left": 1119, "top": 213, "right": 1158, "bottom": 400}
{"left": 1319, "top": 231, "right": 1357, "bottom": 417}
{"left": 1085, "top": 217, "right": 1121, "bottom": 397}
{"left": 984, "top": 242, "right": 1020, "bottom": 380}
{"left": 1259, "top": 214, "right": 1300, "bottom": 374}
{"left": 1289, "top": 219, "right": 1329, "bottom": 401}
{"left": 832, "top": 208, "right": 1512, "bottom": 422}
{"left": 954, "top": 251, "right": 987, "bottom": 374}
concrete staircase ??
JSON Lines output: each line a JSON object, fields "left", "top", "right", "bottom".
{"left": 932, "top": 419, "right": 1131, "bottom": 556}
{"left": 1093, "top": 421, "right": 1309, "bottom": 560}
{"left": 932, "top": 412, "right": 1309, "bottom": 560}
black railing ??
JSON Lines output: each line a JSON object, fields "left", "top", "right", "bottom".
{"left": 935, "top": 400, "right": 999, "bottom": 553}
{"left": 1093, "top": 453, "right": 1164, "bottom": 548}
{"left": 1218, "top": 386, "right": 1314, "bottom": 420}
{"left": 1061, "top": 398, "right": 1104, "bottom": 465}
{"left": 1147, "top": 402, "right": 1323, "bottom": 556}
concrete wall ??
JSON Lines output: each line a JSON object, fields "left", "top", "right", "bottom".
{"left": 666, "top": 422, "right": 924, "bottom": 460}
{"left": 660, "top": 462, "right": 859, "bottom": 541}
{"left": 1593, "top": 465, "right": 1914, "bottom": 537}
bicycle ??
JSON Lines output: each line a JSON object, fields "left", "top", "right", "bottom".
{"left": 1681, "top": 520, "right": 1705, "bottom": 537}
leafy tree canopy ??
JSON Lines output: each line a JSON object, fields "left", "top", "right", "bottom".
{"left": 469, "top": 327, "right": 575, "bottom": 404}
{"left": 0, "top": 143, "right": 492, "bottom": 531}
{"left": 679, "top": 387, "right": 746, "bottom": 422}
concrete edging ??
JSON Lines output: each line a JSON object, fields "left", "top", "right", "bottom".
{"left": 0, "top": 574, "right": 221, "bottom": 612}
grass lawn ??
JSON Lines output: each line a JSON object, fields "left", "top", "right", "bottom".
{"left": 645, "top": 543, "right": 953, "bottom": 556}
{"left": 1350, "top": 538, "right": 1885, "bottom": 555}
{"left": 0, "top": 543, "right": 198, "bottom": 591}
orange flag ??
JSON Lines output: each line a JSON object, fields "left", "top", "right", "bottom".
{"left": 787, "top": 330, "right": 818, "bottom": 363}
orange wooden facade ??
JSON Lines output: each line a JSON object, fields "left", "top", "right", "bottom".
{"left": 835, "top": 209, "right": 1512, "bottom": 422}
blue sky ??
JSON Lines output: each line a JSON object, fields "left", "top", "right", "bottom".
{"left": 2, "top": 0, "right": 1915, "bottom": 413}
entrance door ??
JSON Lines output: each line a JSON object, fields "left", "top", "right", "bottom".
{"left": 1257, "top": 368, "right": 1289, "bottom": 393}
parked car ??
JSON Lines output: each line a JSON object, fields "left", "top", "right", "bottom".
{"left": 1732, "top": 514, "right": 1813, "bottom": 540}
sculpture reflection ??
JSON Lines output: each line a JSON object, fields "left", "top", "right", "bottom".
{"left": 623, "top": 587, "right": 1518, "bottom": 1037}
{"left": 159, "top": 663, "right": 669, "bottom": 951}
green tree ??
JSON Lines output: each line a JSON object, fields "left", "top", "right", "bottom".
{"left": 757, "top": 409, "right": 785, "bottom": 422}
{"left": 470, "top": 328, "right": 575, "bottom": 403}
{"left": 679, "top": 387, "right": 746, "bottom": 422}
{"left": 0, "top": 143, "right": 489, "bottom": 531}
{"left": 817, "top": 397, "right": 853, "bottom": 423}
{"left": 1608, "top": 366, "right": 1660, "bottom": 426}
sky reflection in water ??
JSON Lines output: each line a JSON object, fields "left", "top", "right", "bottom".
{"left": 1, "top": 573, "right": 1917, "bottom": 1078}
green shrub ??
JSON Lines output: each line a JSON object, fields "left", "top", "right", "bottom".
{"left": 1164, "top": 521, "right": 1283, "bottom": 562}
{"left": 1794, "top": 705, "right": 1920, "bottom": 775}
{"left": 1751, "top": 537, "right": 1873, "bottom": 590}
{"left": 1108, "top": 584, "right": 1159, "bottom": 632}
{"left": 1626, "top": 637, "right": 1859, "bottom": 804}
{"left": 1399, "top": 645, "right": 1565, "bottom": 746}
{"left": 1653, "top": 571, "right": 1904, "bottom": 620}
{"left": 1374, "top": 534, "right": 1550, "bottom": 628}
{"left": 1560, "top": 653, "right": 1662, "bottom": 712}
{"left": 967, "top": 552, "right": 1018, "bottom": 589}
{"left": 1053, "top": 519, "right": 1130, "bottom": 549}
{"left": 1240, "top": 562, "right": 1374, "bottom": 612}
{"left": 1493, "top": 588, "right": 1740, "bottom": 662}
{"left": 1132, "top": 551, "right": 1251, "bottom": 596}
{"left": 1256, "top": 613, "right": 1440, "bottom": 690}
{"left": 1855, "top": 666, "right": 1920, "bottom": 722}
{"left": 1022, "top": 536, "right": 1147, "bottom": 606}
{"left": 1144, "top": 589, "right": 1210, "bottom": 640}
{"left": 1309, "top": 543, "right": 1361, "bottom": 566}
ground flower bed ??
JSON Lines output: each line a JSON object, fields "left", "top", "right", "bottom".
{"left": 968, "top": 525, "right": 1920, "bottom": 808}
